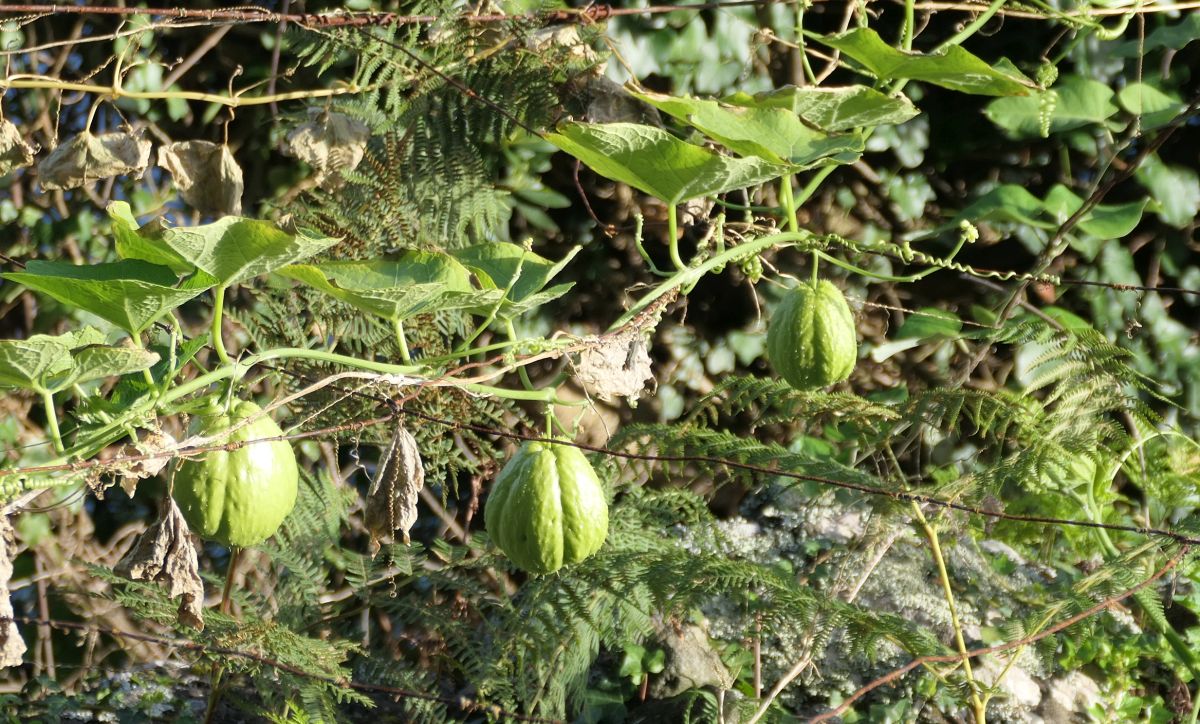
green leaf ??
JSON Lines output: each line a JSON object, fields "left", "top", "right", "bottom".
{"left": 161, "top": 216, "right": 340, "bottom": 287}
{"left": 1116, "top": 83, "right": 1185, "bottom": 130}
{"left": 451, "top": 242, "right": 579, "bottom": 318}
{"left": 871, "top": 308, "right": 962, "bottom": 362}
{"left": 1113, "top": 12, "right": 1200, "bottom": 55}
{"left": 1042, "top": 185, "right": 1146, "bottom": 240}
{"left": 276, "top": 253, "right": 500, "bottom": 322}
{"left": 723, "top": 85, "right": 920, "bottom": 132}
{"left": 958, "top": 185, "right": 1049, "bottom": 228}
{"left": 0, "top": 335, "right": 73, "bottom": 390}
{"left": 631, "top": 90, "right": 864, "bottom": 167}
{"left": 819, "top": 28, "right": 1035, "bottom": 96}
{"left": 545, "top": 122, "right": 789, "bottom": 205}
{"left": 3, "top": 260, "right": 209, "bottom": 335}
{"left": 985, "top": 76, "right": 1117, "bottom": 138}
{"left": 107, "top": 201, "right": 193, "bottom": 274}
{"left": 67, "top": 344, "right": 160, "bottom": 388}
{"left": 1136, "top": 154, "right": 1200, "bottom": 229}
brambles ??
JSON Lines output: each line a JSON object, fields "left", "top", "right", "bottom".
{"left": 172, "top": 401, "right": 299, "bottom": 548}
{"left": 484, "top": 441, "right": 608, "bottom": 574}
{"left": 766, "top": 279, "right": 858, "bottom": 390}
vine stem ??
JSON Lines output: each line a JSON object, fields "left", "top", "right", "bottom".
{"left": 667, "top": 205, "right": 684, "bottom": 270}
{"left": 210, "top": 286, "right": 232, "bottom": 367}
{"left": 38, "top": 389, "right": 65, "bottom": 455}
{"left": 393, "top": 318, "right": 412, "bottom": 364}
{"left": 912, "top": 503, "right": 986, "bottom": 723}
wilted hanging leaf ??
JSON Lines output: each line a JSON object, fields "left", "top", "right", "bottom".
{"left": 38, "top": 130, "right": 152, "bottom": 190}
{"left": 0, "top": 515, "right": 26, "bottom": 668}
{"left": 365, "top": 425, "right": 424, "bottom": 554}
{"left": 115, "top": 498, "right": 205, "bottom": 630}
{"left": 0, "top": 119, "right": 37, "bottom": 177}
{"left": 284, "top": 110, "right": 370, "bottom": 190}
{"left": 113, "top": 430, "right": 177, "bottom": 498}
{"left": 576, "top": 333, "right": 655, "bottom": 404}
{"left": 158, "top": 141, "right": 243, "bottom": 217}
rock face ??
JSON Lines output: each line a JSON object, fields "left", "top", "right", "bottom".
{"left": 648, "top": 621, "right": 733, "bottom": 700}
{"left": 691, "top": 482, "right": 1107, "bottom": 721}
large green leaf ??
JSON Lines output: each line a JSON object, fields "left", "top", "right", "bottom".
{"left": 276, "top": 252, "right": 500, "bottom": 321}
{"left": 1113, "top": 12, "right": 1200, "bottom": 56}
{"left": 723, "top": 85, "right": 920, "bottom": 132}
{"left": 985, "top": 75, "right": 1117, "bottom": 138}
{"left": 66, "top": 344, "right": 160, "bottom": 388}
{"left": 820, "top": 28, "right": 1035, "bottom": 96}
{"left": 956, "top": 184, "right": 1147, "bottom": 259}
{"left": 545, "top": 122, "right": 789, "bottom": 205}
{"left": 0, "top": 335, "right": 73, "bottom": 390}
{"left": 1136, "top": 154, "right": 1200, "bottom": 229}
{"left": 107, "top": 201, "right": 193, "bottom": 274}
{"left": 1116, "top": 83, "right": 1186, "bottom": 131}
{"left": 3, "top": 260, "right": 210, "bottom": 335}
{"left": 630, "top": 90, "right": 864, "bottom": 168}
{"left": 161, "top": 216, "right": 340, "bottom": 287}
{"left": 451, "top": 242, "right": 579, "bottom": 318}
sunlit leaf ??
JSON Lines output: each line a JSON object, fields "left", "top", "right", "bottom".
{"left": 108, "top": 201, "right": 193, "bottom": 275}
{"left": 161, "top": 216, "right": 340, "bottom": 287}
{"left": 820, "top": 28, "right": 1035, "bottom": 96}
{"left": 985, "top": 75, "right": 1117, "bottom": 138}
{"left": 723, "top": 85, "right": 920, "bottom": 132}
{"left": 545, "top": 122, "right": 789, "bottom": 205}
{"left": 3, "top": 260, "right": 208, "bottom": 335}
{"left": 631, "top": 90, "right": 864, "bottom": 167}
{"left": 276, "top": 253, "right": 500, "bottom": 321}
{"left": 451, "top": 242, "right": 579, "bottom": 317}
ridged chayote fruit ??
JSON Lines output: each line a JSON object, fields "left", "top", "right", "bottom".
{"left": 173, "top": 400, "right": 299, "bottom": 548}
{"left": 484, "top": 441, "right": 608, "bottom": 575}
{"left": 767, "top": 279, "right": 857, "bottom": 389}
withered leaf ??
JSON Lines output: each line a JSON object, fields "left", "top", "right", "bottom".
{"left": 158, "top": 141, "right": 243, "bottom": 217}
{"left": 38, "top": 130, "right": 152, "bottom": 190}
{"left": 115, "top": 498, "right": 204, "bottom": 630}
{"left": 0, "top": 119, "right": 37, "bottom": 178}
{"left": 576, "top": 333, "right": 655, "bottom": 404}
{"left": 0, "top": 515, "right": 25, "bottom": 668}
{"left": 115, "top": 430, "right": 177, "bottom": 499}
{"left": 365, "top": 425, "right": 424, "bottom": 554}
{"left": 284, "top": 109, "right": 370, "bottom": 190}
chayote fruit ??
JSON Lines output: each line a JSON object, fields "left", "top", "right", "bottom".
{"left": 767, "top": 279, "right": 857, "bottom": 390}
{"left": 173, "top": 400, "right": 299, "bottom": 548}
{"left": 484, "top": 441, "right": 608, "bottom": 575}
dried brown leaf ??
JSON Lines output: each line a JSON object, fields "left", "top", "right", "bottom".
{"left": 284, "top": 110, "right": 370, "bottom": 190}
{"left": 365, "top": 425, "right": 424, "bottom": 554}
{"left": 0, "top": 119, "right": 37, "bottom": 177}
{"left": 38, "top": 130, "right": 151, "bottom": 190}
{"left": 115, "top": 498, "right": 205, "bottom": 630}
{"left": 114, "top": 430, "right": 177, "bottom": 498}
{"left": 576, "top": 333, "right": 655, "bottom": 403}
{"left": 158, "top": 141, "right": 243, "bottom": 217}
{"left": 0, "top": 514, "right": 25, "bottom": 668}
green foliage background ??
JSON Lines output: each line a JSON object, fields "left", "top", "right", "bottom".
{"left": 0, "top": 1, "right": 1199, "bottom": 722}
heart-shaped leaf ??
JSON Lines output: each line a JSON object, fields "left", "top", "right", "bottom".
{"left": 276, "top": 252, "right": 500, "bottom": 321}
{"left": 631, "top": 91, "right": 864, "bottom": 168}
{"left": 0, "top": 336, "right": 74, "bottom": 391}
{"left": 108, "top": 201, "right": 194, "bottom": 275}
{"left": 985, "top": 75, "right": 1117, "bottom": 138}
{"left": 161, "top": 216, "right": 340, "bottom": 287}
{"left": 545, "top": 122, "right": 789, "bottom": 205}
{"left": 451, "top": 242, "right": 579, "bottom": 318}
{"left": 68, "top": 345, "right": 160, "bottom": 388}
{"left": 820, "top": 28, "right": 1036, "bottom": 96}
{"left": 3, "top": 260, "right": 209, "bottom": 335}
{"left": 722, "top": 85, "right": 920, "bottom": 132}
